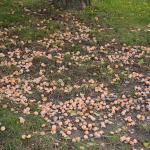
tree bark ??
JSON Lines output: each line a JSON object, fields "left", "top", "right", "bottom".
{"left": 53, "top": 0, "right": 91, "bottom": 10}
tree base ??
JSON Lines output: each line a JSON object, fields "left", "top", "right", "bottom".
{"left": 53, "top": 0, "right": 91, "bottom": 10}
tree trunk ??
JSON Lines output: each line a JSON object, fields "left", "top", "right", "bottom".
{"left": 53, "top": 0, "right": 91, "bottom": 10}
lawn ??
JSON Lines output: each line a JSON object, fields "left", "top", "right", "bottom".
{"left": 0, "top": 0, "right": 150, "bottom": 150}
{"left": 78, "top": 0, "right": 150, "bottom": 45}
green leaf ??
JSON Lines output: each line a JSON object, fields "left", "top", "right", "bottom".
{"left": 69, "top": 110, "right": 77, "bottom": 116}
{"left": 143, "top": 142, "right": 150, "bottom": 148}
{"left": 138, "top": 58, "right": 144, "bottom": 65}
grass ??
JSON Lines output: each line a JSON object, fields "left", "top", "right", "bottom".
{"left": 18, "top": 27, "right": 48, "bottom": 41}
{"left": 0, "top": 0, "right": 62, "bottom": 41}
{"left": 0, "top": 0, "right": 25, "bottom": 27}
{"left": 0, "top": 0, "right": 150, "bottom": 149}
{"left": 1, "top": 107, "right": 125, "bottom": 150}
{"left": 105, "top": 134, "right": 120, "bottom": 144}
{"left": 1, "top": 0, "right": 150, "bottom": 44}
{"left": 0, "top": 108, "right": 46, "bottom": 150}
{"left": 0, "top": 65, "right": 18, "bottom": 75}
{"left": 78, "top": 0, "right": 150, "bottom": 45}
{"left": 139, "top": 123, "right": 150, "bottom": 133}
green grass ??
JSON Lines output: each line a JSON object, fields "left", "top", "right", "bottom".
{"left": 1, "top": 108, "right": 121, "bottom": 150}
{"left": 0, "top": 0, "right": 25, "bottom": 27}
{"left": 0, "top": 108, "right": 46, "bottom": 150}
{"left": 0, "top": 0, "right": 150, "bottom": 149}
{"left": 104, "top": 134, "right": 120, "bottom": 144}
{"left": 78, "top": 0, "right": 150, "bottom": 45}
{"left": 0, "top": 0, "right": 62, "bottom": 41}
{"left": 18, "top": 27, "right": 49, "bottom": 41}
{"left": 1, "top": 0, "right": 150, "bottom": 44}
{"left": 0, "top": 65, "right": 18, "bottom": 75}
{"left": 130, "top": 89, "right": 136, "bottom": 98}
{"left": 139, "top": 123, "right": 150, "bottom": 133}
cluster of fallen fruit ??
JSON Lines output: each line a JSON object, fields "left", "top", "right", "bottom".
{"left": 0, "top": 13, "right": 150, "bottom": 149}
